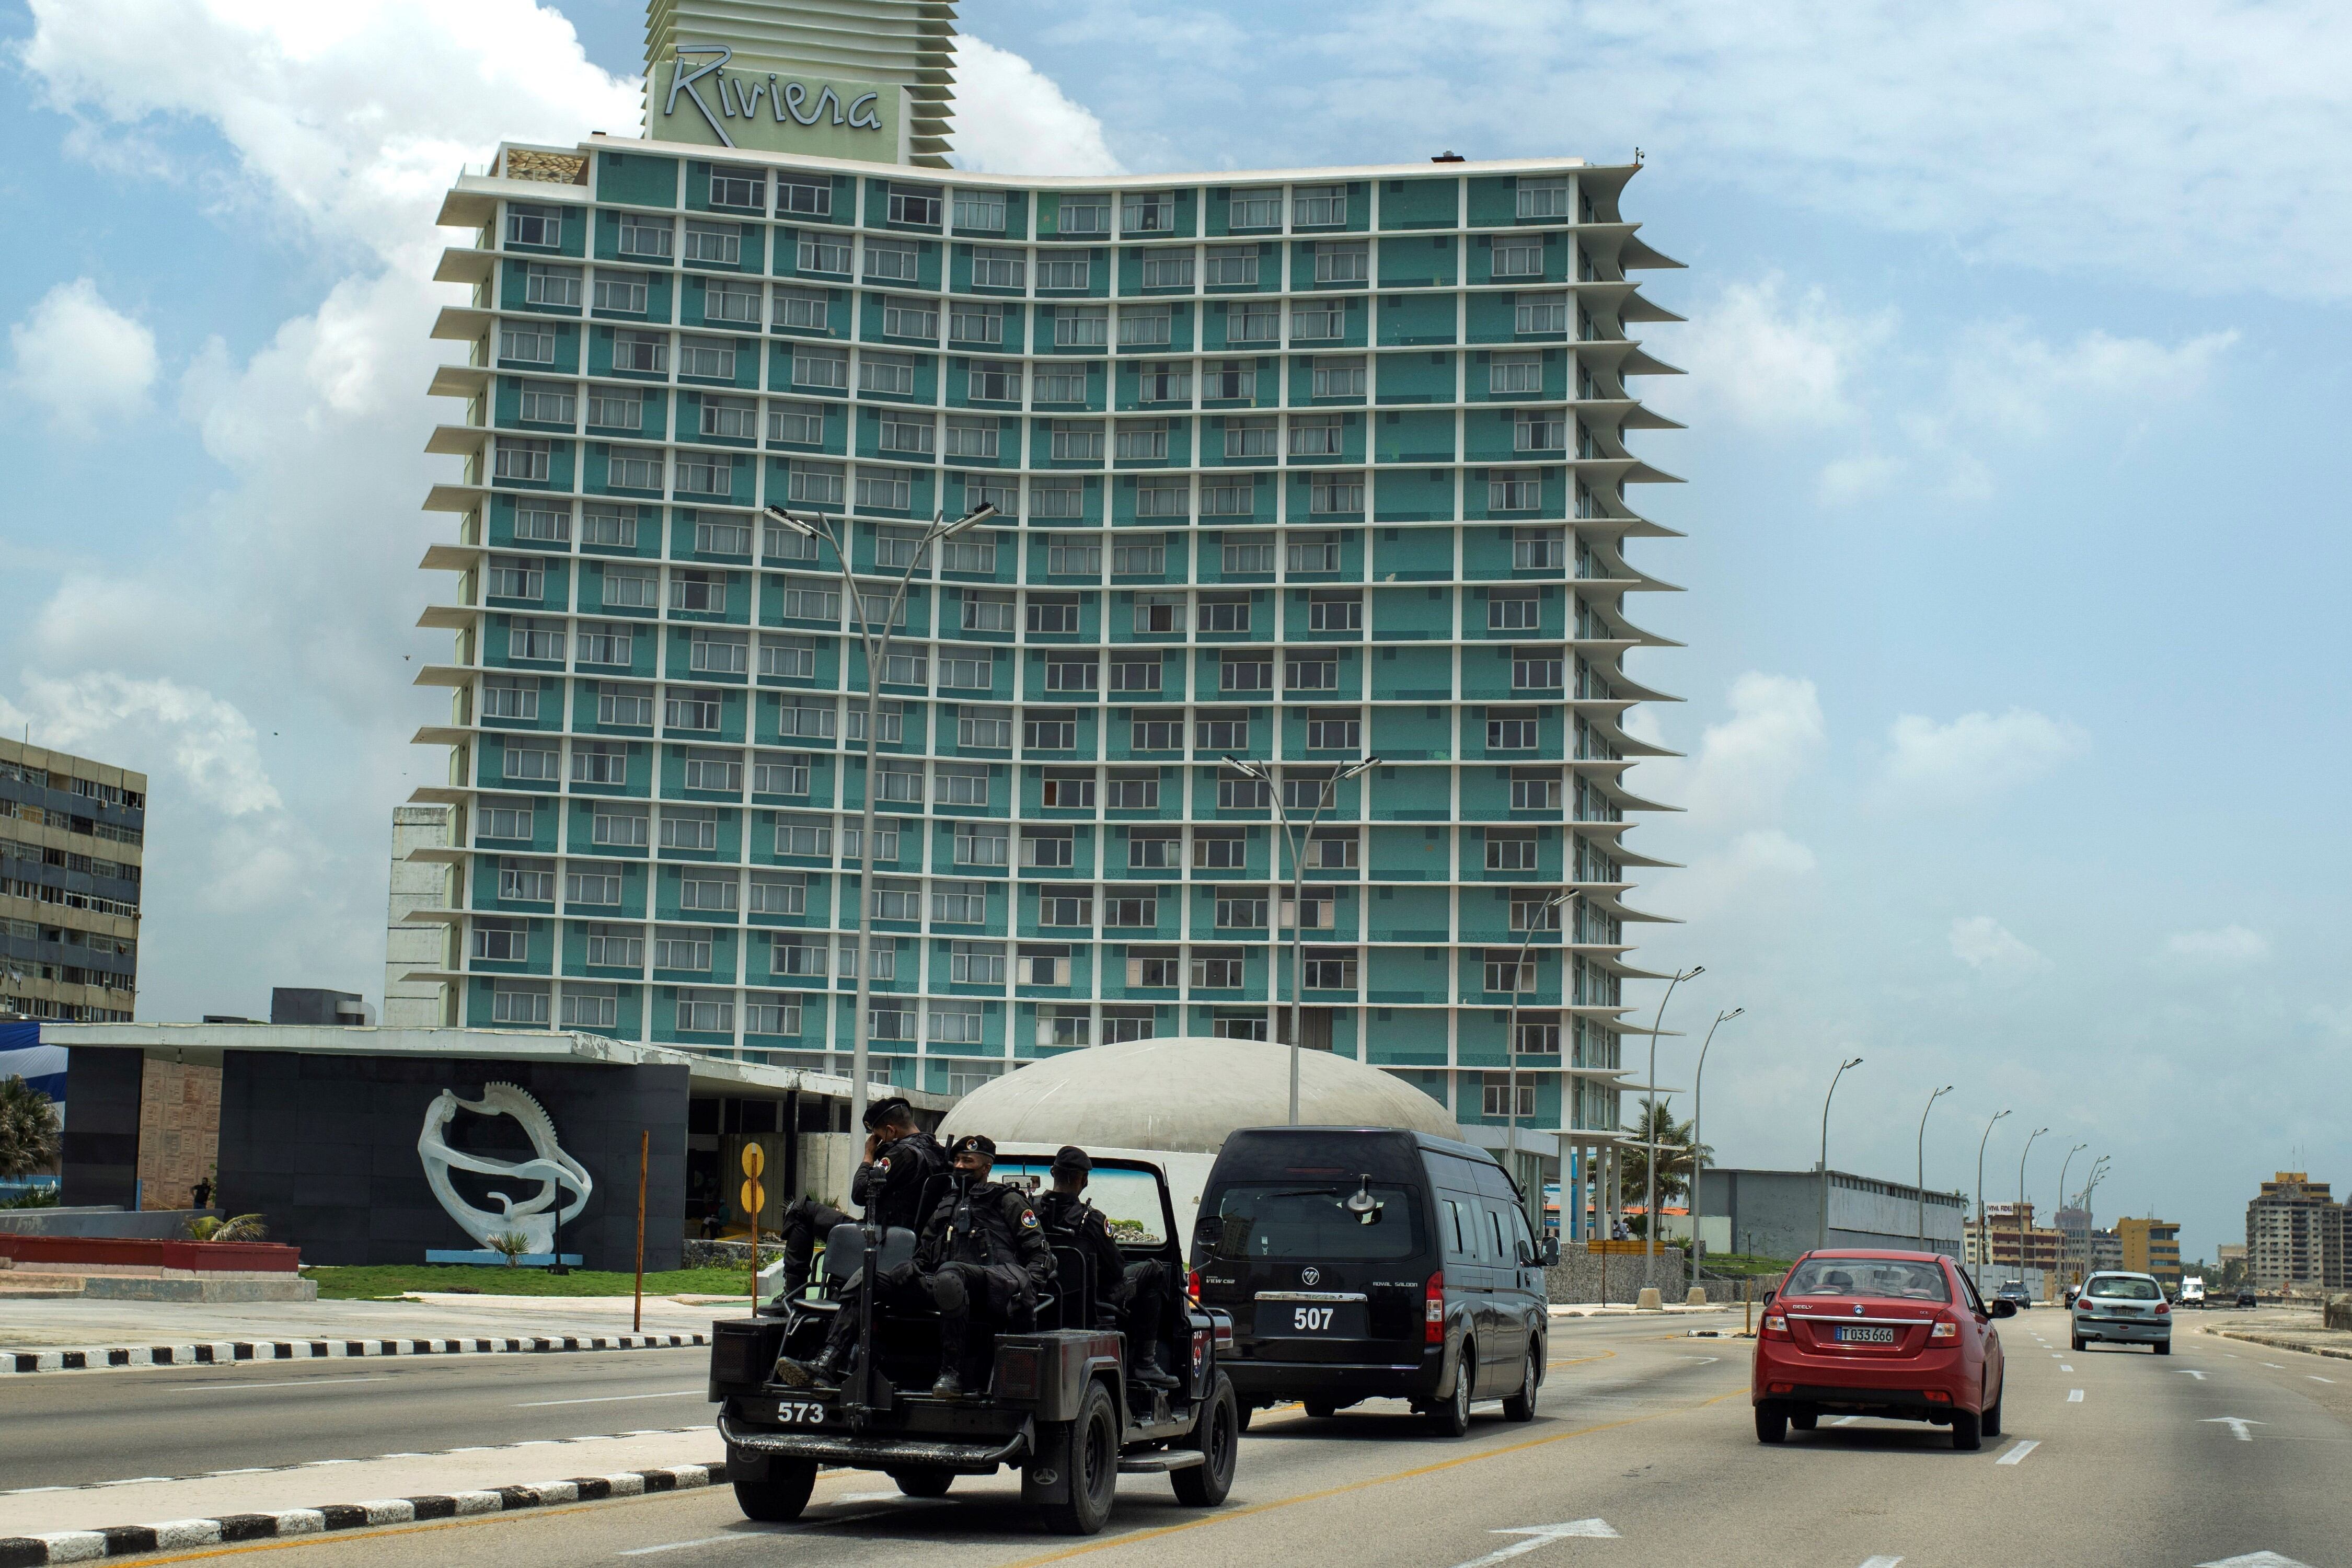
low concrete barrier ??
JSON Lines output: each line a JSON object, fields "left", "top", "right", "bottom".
{"left": 0, "top": 1237, "right": 301, "bottom": 1273}
{"left": 0, "top": 1208, "right": 219, "bottom": 1239}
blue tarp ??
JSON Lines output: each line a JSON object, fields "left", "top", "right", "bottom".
{"left": 0, "top": 1021, "right": 65, "bottom": 1115}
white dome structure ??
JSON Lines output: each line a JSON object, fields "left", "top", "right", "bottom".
{"left": 938, "top": 1036, "right": 1460, "bottom": 1156}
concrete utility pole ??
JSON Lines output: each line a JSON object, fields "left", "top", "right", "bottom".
{"left": 1688, "top": 1007, "right": 1744, "bottom": 1292}
{"left": 1916, "top": 1084, "right": 1953, "bottom": 1245}
{"left": 1974, "top": 1109, "right": 2011, "bottom": 1292}
{"left": 1642, "top": 966, "right": 1702, "bottom": 1259}
{"left": 2017, "top": 1126, "right": 2049, "bottom": 1286}
{"left": 1817, "top": 1056, "right": 1864, "bottom": 1250}
{"left": 766, "top": 502, "right": 995, "bottom": 1135}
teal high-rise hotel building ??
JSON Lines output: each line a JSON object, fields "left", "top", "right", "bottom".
{"left": 410, "top": 0, "right": 1682, "bottom": 1230}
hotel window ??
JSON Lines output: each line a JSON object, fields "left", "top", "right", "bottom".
{"left": 1040, "top": 769, "right": 1094, "bottom": 808}
{"left": 1309, "top": 834, "right": 1358, "bottom": 869}
{"left": 1021, "top": 828, "right": 1076, "bottom": 869}
{"left": 659, "top": 807, "right": 720, "bottom": 852}
{"left": 1119, "top": 306, "right": 1172, "bottom": 347}
{"left": 506, "top": 617, "right": 563, "bottom": 663}
{"left": 1513, "top": 769, "right": 1564, "bottom": 811}
{"left": 1514, "top": 410, "right": 1566, "bottom": 452}
{"left": 1486, "top": 831, "right": 1539, "bottom": 872}
{"left": 960, "top": 590, "right": 1014, "bottom": 631}
{"left": 608, "top": 446, "right": 662, "bottom": 491}
{"left": 879, "top": 411, "right": 934, "bottom": 455}
{"left": 791, "top": 344, "right": 847, "bottom": 389}
{"left": 863, "top": 238, "right": 919, "bottom": 282}
{"left": 788, "top": 461, "right": 845, "bottom": 507}
{"left": 950, "top": 303, "right": 1004, "bottom": 344}
{"left": 1058, "top": 195, "right": 1111, "bottom": 235}
{"left": 795, "top": 233, "right": 850, "bottom": 274}
{"left": 594, "top": 270, "right": 648, "bottom": 314}
{"left": 857, "top": 466, "right": 914, "bottom": 511}
{"left": 1488, "top": 591, "right": 1540, "bottom": 630}
{"left": 860, "top": 353, "right": 916, "bottom": 396}
{"left": 679, "top": 337, "right": 735, "bottom": 380}
{"left": 955, "top": 704, "right": 1011, "bottom": 748}
{"left": 929, "top": 1005, "right": 985, "bottom": 1045}
{"left": 1034, "top": 367, "right": 1088, "bottom": 404}
{"left": 870, "top": 877, "right": 922, "bottom": 921}
{"left": 1128, "top": 948, "right": 1181, "bottom": 988}
{"left": 514, "top": 500, "right": 570, "bottom": 542}
{"left": 1102, "top": 1006, "right": 1155, "bottom": 1043}
{"left": 492, "top": 983, "right": 550, "bottom": 1026}
{"left": 1192, "top": 949, "right": 1247, "bottom": 989}
{"left": 567, "top": 866, "right": 622, "bottom": 906}
{"left": 1514, "top": 525, "right": 1566, "bottom": 569}
{"left": 1513, "top": 648, "right": 1566, "bottom": 689}
{"left": 505, "top": 202, "right": 559, "bottom": 247}
{"left": 683, "top": 222, "right": 739, "bottom": 266}
{"left": 670, "top": 570, "right": 725, "bottom": 614}
{"left": 1115, "top": 419, "right": 1170, "bottom": 460}
{"left": 587, "top": 389, "right": 641, "bottom": 431}
{"left": 778, "top": 175, "right": 831, "bottom": 217}
{"left": 591, "top": 801, "right": 650, "bottom": 846}
{"left": 1307, "top": 590, "right": 1362, "bottom": 632}
{"left": 595, "top": 683, "right": 654, "bottom": 728}
{"left": 1131, "top": 716, "right": 1183, "bottom": 751}
{"left": 675, "top": 988, "right": 732, "bottom": 1033}
{"left": 746, "top": 994, "right": 803, "bottom": 1036}
{"left": 1515, "top": 292, "right": 1569, "bottom": 335}
{"left": 499, "top": 324, "right": 556, "bottom": 364}
{"left": 1484, "top": 951, "right": 1537, "bottom": 994}
{"left": 1285, "top": 652, "right": 1337, "bottom": 689}
{"left": 935, "top": 881, "right": 990, "bottom": 923}
{"left": 778, "top": 578, "right": 839, "bottom": 624}
{"left": 1111, "top": 538, "right": 1166, "bottom": 578}
{"left": 1215, "top": 887, "right": 1266, "bottom": 929}
{"left": 1286, "top": 532, "right": 1341, "bottom": 574}
{"left": 1044, "top": 534, "right": 1101, "bottom": 577}
{"left": 1230, "top": 300, "right": 1280, "bottom": 343}
{"left": 663, "top": 687, "right": 724, "bottom": 733}
{"left": 880, "top": 650, "right": 927, "bottom": 686}
{"left": 1140, "top": 249, "right": 1194, "bottom": 288}
{"left": 571, "top": 740, "right": 628, "bottom": 785}
{"left": 768, "top": 399, "right": 824, "bottom": 445}
{"left": 1293, "top": 301, "right": 1349, "bottom": 343}
{"left": 600, "top": 566, "right": 656, "bottom": 612}
{"left": 844, "top": 701, "right": 905, "bottom": 743}
{"left": 1038, "top": 252, "right": 1092, "bottom": 291}
{"left": 494, "top": 437, "right": 550, "bottom": 482}
{"left": 1228, "top": 187, "right": 1281, "bottom": 229}
{"left": 682, "top": 746, "right": 743, "bottom": 794}
{"left": 1195, "top": 595, "right": 1250, "bottom": 633}
{"left": 1136, "top": 362, "right": 1190, "bottom": 405}
{"left": 1313, "top": 241, "right": 1368, "bottom": 284}
{"left": 1025, "top": 710, "right": 1079, "bottom": 750}
{"left": 488, "top": 555, "right": 544, "bottom": 600}
{"left": 499, "top": 857, "right": 555, "bottom": 902}
{"left": 481, "top": 675, "right": 539, "bottom": 721}
{"left": 1517, "top": 179, "right": 1572, "bottom": 219}
{"left": 522, "top": 262, "right": 581, "bottom": 308}
{"left": 1122, "top": 191, "right": 1177, "bottom": 234}
{"left": 708, "top": 165, "right": 763, "bottom": 210}
{"left": 1304, "top": 949, "right": 1357, "bottom": 990}
{"left": 887, "top": 182, "right": 942, "bottom": 226}
{"left": 1195, "top": 711, "right": 1249, "bottom": 752}
{"left": 1048, "top": 420, "right": 1104, "bottom": 463}
{"left": 617, "top": 213, "right": 673, "bottom": 258}
{"left": 516, "top": 381, "right": 574, "bottom": 426}
{"left": 1482, "top": 1079, "right": 1538, "bottom": 1119}
{"left": 1105, "top": 770, "right": 1159, "bottom": 811}
{"left": 1492, "top": 237, "right": 1545, "bottom": 279}
{"left": 967, "top": 360, "right": 1021, "bottom": 401}
{"left": 705, "top": 279, "right": 762, "bottom": 325}
{"left": 954, "top": 190, "right": 1007, "bottom": 231}
{"left": 1309, "top": 472, "right": 1365, "bottom": 514}
{"left": 1293, "top": 184, "right": 1346, "bottom": 227}
{"left": 1127, "top": 830, "right": 1176, "bottom": 869}
{"left": 775, "top": 814, "right": 831, "bottom": 858}
{"left": 1016, "top": 944, "right": 1070, "bottom": 987}
{"left": 1221, "top": 536, "right": 1276, "bottom": 578}
{"left": 1306, "top": 709, "right": 1361, "bottom": 751}
{"left": 1311, "top": 356, "right": 1366, "bottom": 399}
{"left": 1196, "top": 481, "right": 1251, "bottom": 518}
{"left": 479, "top": 801, "right": 534, "bottom": 842}
{"left": 611, "top": 330, "right": 666, "bottom": 373}
{"left": 1134, "top": 479, "right": 1187, "bottom": 520}
{"left": 1035, "top": 1008, "right": 1089, "bottom": 1049}
{"left": 677, "top": 453, "right": 733, "bottom": 495}
{"left": 883, "top": 296, "right": 938, "bottom": 340}
{"left": 679, "top": 870, "right": 739, "bottom": 912}
{"left": 752, "top": 752, "right": 810, "bottom": 796}
{"left": 1487, "top": 709, "right": 1541, "bottom": 751}
{"left": 970, "top": 245, "right": 1024, "bottom": 289}
{"left": 1052, "top": 304, "right": 1108, "bottom": 346}
{"left": 950, "top": 940, "right": 1006, "bottom": 984}
{"left": 1037, "top": 889, "right": 1094, "bottom": 928}
{"left": 1204, "top": 246, "right": 1258, "bottom": 287}
{"left": 1489, "top": 468, "right": 1541, "bottom": 511}
{"left": 1223, "top": 417, "right": 1276, "bottom": 459}
{"left": 1289, "top": 415, "right": 1343, "bottom": 457}
{"left": 1133, "top": 593, "right": 1182, "bottom": 633}
{"left": 1489, "top": 352, "right": 1542, "bottom": 395}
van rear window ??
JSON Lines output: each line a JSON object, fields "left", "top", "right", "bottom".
{"left": 1203, "top": 1183, "right": 1424, "bottom": 1261}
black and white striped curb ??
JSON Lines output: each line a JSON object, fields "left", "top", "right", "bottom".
{"left": 0, "top": 1462, "right": 728, "bottom": 1567}
{"left": 2, "top": 1428, "right": 708, "bottom": 1497}
{"left": 3, "top": 1333, "right": 709, "bottom": 1377}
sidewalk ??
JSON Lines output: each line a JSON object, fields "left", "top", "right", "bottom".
{"left": 2196, "top": 1307, "right": 2352, "bottom": 1364}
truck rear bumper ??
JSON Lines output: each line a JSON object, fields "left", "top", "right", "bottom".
{"left": 719, "top": 1412, "right": 1032, "bottom": 1474}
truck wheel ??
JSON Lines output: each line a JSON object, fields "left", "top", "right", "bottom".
{"left": 1235, "top": 1402, "right": 1255, "bottom": 1433}
{"left": 731, "top": 1457, "right": 817, "bottom": 1521}
{"left": 1303, "top": 1400, "right": 1335, "bottom": 1420}
{"left": 1501, "top": 1347, "right": 1539, "bottom": 1423}
{"left": 890, "top": 1468, "right": 954, "bottom": 1498}
{"left": 1171, "top": 1371, "right": 1238, "bottom": 1507}
{"left": 1042, "top": 1380, "right": 1120, "bottom": 1536}
{"left": 1428, "top": 1342, "right": 1474, "bottom": 1437}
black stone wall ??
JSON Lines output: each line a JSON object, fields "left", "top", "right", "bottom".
{"left": 215, "top": 1052, "right": 689, "bottom": 1270}
{"left": 59, "top": 1046, "right": 142, "bottom": 1209}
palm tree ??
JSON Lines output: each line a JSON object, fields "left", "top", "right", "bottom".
{"left": 1617, "top": 1098, "right": 1713, "bottom": 1214}
{"left": 0, "top": 1077, "right": 62, "bottom": 1180}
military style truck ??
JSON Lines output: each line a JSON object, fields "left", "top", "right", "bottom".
{"left": 708, "top": 1150, "right": 1239, "bottom": 1535}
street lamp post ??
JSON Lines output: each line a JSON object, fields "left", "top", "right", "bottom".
{"left": 1915, "top": 1084, "right": 1953, "bottom": 1245}
{"left": 764, "top": 502, "right": 996, "bottom": 1134}
{"left": 1224, "top": 754, "right": 1379, "bottom": 1124}
{"left": 2016, "top": 1126, "right": 2048, "bottom": 1290}
{"left": 1973, "top": 1109, "right": 2011, "bottom": 1292}
{"left": 2055, "top": 1142, "right": 2087, "bottom": 1291}
{"left": 1688, "top": 1007, "right": 1744, "bottom": 1292}
{"left": 1817, "top": 1057, "right": 1863, "bottom": 1249}
{"left": 1642, "top": 965, "right": 1703, "bottom": 1259}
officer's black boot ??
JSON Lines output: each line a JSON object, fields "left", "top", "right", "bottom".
{"left": 1132, "top": 1345, "right": 1179, "bottom": 1389}
{"left": 930, "top": 1364, "right": 964, "bottom": 1400}
{"left": 773, "top": 1342, "right": 847, "bottom": 1389}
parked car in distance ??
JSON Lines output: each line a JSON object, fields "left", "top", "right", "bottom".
{"left": 2235, "top": 1288, "right": 2259, "bottom": 1308}
{"left": 1191, "top": 1126, "right": 1557, "bottom": 1437}
{"left": 2071, "top": 1271, "right": 2172, "bottom": 1354}
{"left": 1753, "top": 1250, "right": 2013, "bottom": 1450}
{"left": 1996, "top": 1279, "right": 2032, "bottom": 1309}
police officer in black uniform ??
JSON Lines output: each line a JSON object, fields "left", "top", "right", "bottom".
{"left": 772, "top": 1097, "right": 944, "bottom": 1300}
{"left": 1035, "top": 1146, "right": 1179, "bottom": 1391}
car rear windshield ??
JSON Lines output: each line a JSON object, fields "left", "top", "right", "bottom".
{"left": 2085, "top": 1275, "right": 2162, "bottom": 1300}
{"left": 1783, "top": 1257, "right": 1950, "bottom": 1302}
{"left": 1202, "top": 1182, "right": 1424, "bottom": 1261}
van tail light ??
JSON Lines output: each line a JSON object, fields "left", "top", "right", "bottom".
{"left": 1187, "top": 1269, "right": 1202, "bottom": 1305}
{"left": 2155, "top": 1301, "right": 2170, "bottom": 1316}
{"left": 1761, "top": 1313, "right": 1789, "bottom": 1339}
{"left": 1425, "top": 1271, "right": 1446, "bottom": 1344}
{"left": 1930, "top": 1317, "right": 1958, "bottom": 1340}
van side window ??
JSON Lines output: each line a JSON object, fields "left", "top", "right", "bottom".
{"left": 1440, "top": 1198, "right": 1469, "bottom": 1259}
{"left": 1486, "top": 1206, "right": 1509, "bottom": 1263}
{"left": 1506, "top": 1204, "right": 1536, "bottom": 1264}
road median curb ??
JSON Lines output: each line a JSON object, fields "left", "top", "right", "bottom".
{"left": 2, "top": 1333, "right": 708, "bottom": 1377}
{"left": 0, "top": 1463, "right": 728, "bottom": 1567}
{"left": 2200, "top": 1325, "right": 2352, "bottom": 1363}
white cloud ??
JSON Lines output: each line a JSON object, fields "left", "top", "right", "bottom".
{"left": 1950, "top": 916, "right": 2049, "bottom": 979}
{"left": 951, "top": 36, "right": 1124, "bottom": 176}
{"left": 1669, "top": 828, "right": 1818, "bottom": 920}
{"left": 1677, "top": 275, "right": 1894, "bottom": 431}
{"left": 7, "top": 279, "right": 157, "bottom": 434}
{"left": 3, "top": 673, "right": 279, "bottom": 816}
{"left": 2165, "top": 926, "right": 2272, "bottom": 968}
{"left": 1666, "top": 672, "right": 1826, "bottom": 831}
{"left": 1943, "top": 321, "right": 2238, "bottom": 438}
{"left": 1878, "top": 709, "right": 2086, "bottom": 808}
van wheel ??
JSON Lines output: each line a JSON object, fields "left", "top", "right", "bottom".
{"left": 1303, "top": 1400, "right": 1335, "bottom": 1419}
{"left": 1501, "top": 1348, "right": 1539, "bottom": 1422}
{"left": 732, "top": 1457, "right": 817, "bottom": 1521}
{"left": 890, "top": 1468, "right": 953, "bottom": 1498}
{"left": 1171, "top": 1372, "right": 1238, "bottom": 1507}
{"left": 1042, "top": 1380, "right": 1120, "bottom": 1535}
{"left": 1428, "top": 1342, "right": 1474, "bottom": 1437}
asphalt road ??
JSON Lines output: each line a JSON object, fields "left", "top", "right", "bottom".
{"left": 49, "top": 1308, "right": 2352, "bottom": 1568}
{"left": 0, "top": 1346, "right": 716, "bottom": 1492}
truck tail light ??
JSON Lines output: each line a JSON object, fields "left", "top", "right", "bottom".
{"left": 1187, "top": 1269, "right": 1202, "bottom": 1305}
{"left": 1425, "top": 1271, "right": 1446, "bottom": 1344}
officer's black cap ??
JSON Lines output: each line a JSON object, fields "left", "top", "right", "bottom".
{"left": 951, "top": 1133, "right": 997, "bottom": 1160}
{"left": 862, "top": 1096, "right": 914, "bottom": 1131}
{"left": 1050, "top": 1145, "right": 1091, "bottom": 1173}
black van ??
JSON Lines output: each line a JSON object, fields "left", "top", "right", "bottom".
{"left": 1190, "top": 1126, "right": 1555, "bottom": 1436}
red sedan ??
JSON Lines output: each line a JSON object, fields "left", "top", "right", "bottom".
{"left": 1752, "top": 1249, "right": 2015, "bottom": 1450}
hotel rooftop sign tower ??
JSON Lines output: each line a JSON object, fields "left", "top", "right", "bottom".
{"left": 409, "top": 0, "right": 1684, "bottom": 1231}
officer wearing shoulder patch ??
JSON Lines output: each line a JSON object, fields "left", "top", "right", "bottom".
{"left": 1035, "top": 1145, "right": 1179, "bottom": 1391}
{"left": 908, "top": 1134, "right": 1056, "bottom": 1398}
{"left": 773, "top": 1097, "right": 940, "bottom": 1300}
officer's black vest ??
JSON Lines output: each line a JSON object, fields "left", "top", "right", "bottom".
{"left": 943, "top": 1181, "right": 1025, "bottom": 1273}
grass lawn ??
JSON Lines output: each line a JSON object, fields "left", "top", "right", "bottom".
{"left": 1698, "top": 1253, "right": 1795, "bottom": 1279}
{"left": 303, "top": 1263, "right": 761, "bottom": 1300}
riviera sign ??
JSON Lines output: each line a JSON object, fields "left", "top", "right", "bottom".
{"left": 650, "top": 42, "right": 891, "bottom": 159}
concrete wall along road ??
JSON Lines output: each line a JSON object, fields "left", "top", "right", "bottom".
{"left": 1546, "top": 1246, "right": 1689, "bottom": 1305}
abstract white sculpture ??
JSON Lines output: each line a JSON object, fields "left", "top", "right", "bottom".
{"left": 416, "top": 1082, "right": 593, "bottom": 1254}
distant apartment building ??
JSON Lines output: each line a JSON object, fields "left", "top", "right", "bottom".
{"left": 2247, "top": 1172, "right": 2345, "bottom": 1293}
{"left": 2117, "top": 1215, "right": 2182, "bottom": 1290}
{"left": 0, "top": 739, "right": 145, "bottom": 1023}
{"left": 1967, "top": 1200, "right": 2063, "bottom": 1275}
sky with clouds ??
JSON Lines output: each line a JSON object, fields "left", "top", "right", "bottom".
{"left": 2, "top": 0, "right": 2345, "bottom": 1260}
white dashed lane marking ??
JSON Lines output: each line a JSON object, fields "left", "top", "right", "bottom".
{"left": 2068, "top": 1389, "right": 2084, "bottom": 1402}
{"left": 1996, "top": 1439, "right": 2040, "bottom": 1465}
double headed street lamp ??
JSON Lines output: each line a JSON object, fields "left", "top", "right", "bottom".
{"left": 764, "top": 502, "right": 997, "bottom": 1134}
{"left": 1688, "top": 1007, "right": 1745, "bottom": 1290}
{"left": 1915, "top": 1084, "right": 1953, "bottom": 1245}
{"left": 1642, "top": 965, "right": 1703, "bottom": 1259}
{"left": 1817, "top": 1056, "right": 1864, "bottom": 1249}
{"left": 1974, "top": 1109, "right": 2011, "bottom": 1290}
{"left": 2055, "top": 1141, "right": 2088, "bottom": 1288}
{"left": 1222, "top": 753, "right": 1379, "bottom": 1124}
{"left": 2016, "top": 1126, "right": 2048, "bottom": 1289}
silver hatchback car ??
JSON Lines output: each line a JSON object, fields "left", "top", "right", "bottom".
{"left": 2072, "top": 1271, "right": 2172, "bottom": 1353}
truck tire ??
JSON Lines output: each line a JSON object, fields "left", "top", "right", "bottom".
{"left": 890, "top": 1468, "right": 954, "bottom": 1498}
{"left": 1303, "top": 1400, "right": 1335, "bottom": 1419}
{"left": 1171, "top": 1371, "right": 1239, "bottom": 1506}
{"left": 1235, "top": 1402, "right": 1255, "bottom": 1433}
{"left": 732, "top": 1457, "right": 817, "bottom": 1521}
{"left": 1427, "top": 1341, "right": 1474, "bottom": 1437}
{"left": 1042, "top": 1380, "right": 1120, "bottom": 1536}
